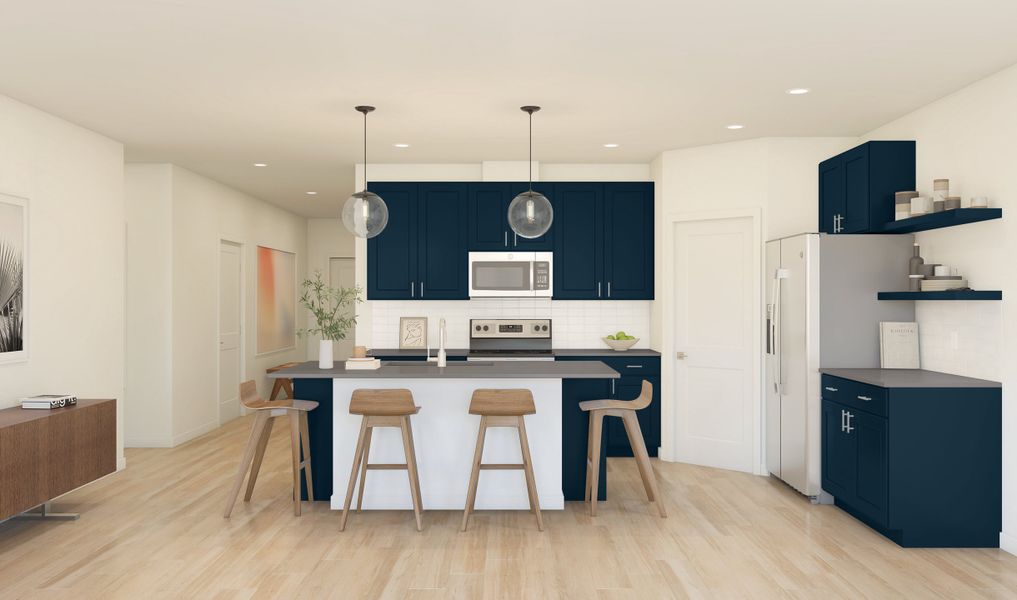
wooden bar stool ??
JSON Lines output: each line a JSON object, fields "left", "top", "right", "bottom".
{"left": 461, "top": 389, "right": 543, "bottom": 532}
{"left": 266, "top": 362, "right": 299, "bottom": 401}
{"left": 340, "top": 389, "right": 423, "bottom": 532}
{"left": 581, "top": 380, "right": 666, "bottom": 518}
{"left": 224, "top": 380, "right": 317, "bottom": 518}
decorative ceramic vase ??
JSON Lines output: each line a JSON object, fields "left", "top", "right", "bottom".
{"left": 319, "top": 339, "right": 334, "bottom": 369}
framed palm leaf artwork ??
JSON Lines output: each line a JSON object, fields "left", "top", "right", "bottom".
{"left": 0, "top": 193, "right": 27, "bottom": 364}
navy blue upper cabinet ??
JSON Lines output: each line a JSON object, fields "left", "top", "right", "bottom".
{"left": 554, "top": 182, "right": 654, "bottom": 300}
{"left": 604, "top": 183, "right": 654, "bottom": 299}
{"left": 818, "top": 141, "right": 915, "bottom": 234}
{"left": 467, "top": 183, "right": 554, "bottom": 251}
{"left": 553, "top": 183, "right": 605, "bottom": 299}
{"left": 367, "top": 183, "right": 418, "bottom": 299}
{"left": 417, "top": 183, "right": 469, "bottom": 299}
{"left": 367, "top": 182, "right": 468, "bottom": 300}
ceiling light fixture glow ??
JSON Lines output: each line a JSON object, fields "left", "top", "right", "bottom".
{"left": 786, "top": 88, "right": 810, "bottom": 95}
{"left": 253, "top": 162, "right": 268, "bottom": 167}
{"left": 603, "top": 143, "right": 619, "bottom": 148}
{"left": 305, "top": 191, "right": 318, "bottom": 195}
{"left": 393, "top": 143, "right": 410, "bottom": 148}
{"left": 726, "top": 124, "right": 745, "bottom": 130}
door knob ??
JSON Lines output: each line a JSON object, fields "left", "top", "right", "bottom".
{"left": 676, "top": 352, "right": 687, "bottom": 360}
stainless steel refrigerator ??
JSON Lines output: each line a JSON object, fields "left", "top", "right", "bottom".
{"left": 764, "top": 233, "right": 914, "bottom": 497}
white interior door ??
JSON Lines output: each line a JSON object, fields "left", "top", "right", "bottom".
{"left": 329, "top": 257, "right": 356, "bottom": 360}
{"left": 218, "top": 241, "right": 242, "bottom": 424}
{"left": 673, "top": 216, "right": 757, "bottom": 473}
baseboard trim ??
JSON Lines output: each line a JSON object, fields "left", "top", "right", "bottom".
{"left": 125, "top": 436, "right": 174, "bottom": 448}
{"left": 172, "top": 420, "right": 219, "bottom": 447}
{"left": 1001, "top": 531, "right": 1017, "bottom": 556}
{"left": 117, "top": 456, "right": 127, "bottom": 471}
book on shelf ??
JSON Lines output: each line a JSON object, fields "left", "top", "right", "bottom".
{"left": 20, "top": 394, "right": 78, "bottom": 410}
{"left": 345, "top": 358, "right": 381, "bottom": 370}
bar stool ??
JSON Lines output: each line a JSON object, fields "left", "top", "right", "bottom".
{"left": 224, "top": 380, "right": 317, "bottom": 518}
{"left": 340, "top": 389, "right": 423, "bottom": 532}
{"left": 461, "top": 389, "right": 543, "bottom": 531}
{"left": 581, "top": 380, "right": 666, "bottom": 518}
{"left": 266, "top": 362, "right": 300, "bottom": 400}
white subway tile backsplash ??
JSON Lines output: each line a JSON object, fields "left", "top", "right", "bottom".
{"left": 915, "top": 301, "right": 1001, "bottom": 382}
{"left": 369, "top": 299, "right": 651, "bottom": 350}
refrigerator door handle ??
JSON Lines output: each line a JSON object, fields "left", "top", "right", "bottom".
{"left": 772, "top": 268, "right": 789, "bottom": 394}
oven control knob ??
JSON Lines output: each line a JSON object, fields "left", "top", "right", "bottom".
{"left": 475, "top": 325, "right": 481, "bottom": 331}
{"left": 483, "top": 325, "right": 489, "bottom": 331}
{"left": 542, "top": 325, "right": 548, "bottom": 331}
{"left": 533, "top": 325, "right": 540, "bottom": 332}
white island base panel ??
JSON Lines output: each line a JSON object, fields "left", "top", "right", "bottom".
{"left": 330, "top": 378, "right": 564, "bottom": 511}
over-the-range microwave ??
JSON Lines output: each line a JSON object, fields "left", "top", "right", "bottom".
{"left": 468, "top": 252, "right": 552, "bottom": 298}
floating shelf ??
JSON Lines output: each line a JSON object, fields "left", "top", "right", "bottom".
{"left": 877, "top": 290, "right": 1002, "bottom": 301}
{"left": 880, "top": 208, "right": 1002, "bottom": 233}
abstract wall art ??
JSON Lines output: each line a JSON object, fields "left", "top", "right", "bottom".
{"left": 256, "top": 245, "right": 296, "bottom": 354}
{"left": 0, "top": 193, "right": 27, "bottom": 364}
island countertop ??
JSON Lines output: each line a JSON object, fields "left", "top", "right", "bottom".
{"left": 268, "top": 360, "right": 620, "bottom": 379}
{"left": 821, "top": 368, "right": 1001, "bottom": 388}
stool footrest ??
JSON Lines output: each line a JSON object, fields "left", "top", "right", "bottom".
{"left": 366, "top": 463, "right": 408, "bottom": 470}
{"left": 479, "top": 463, "right": 525, "bottom": 470}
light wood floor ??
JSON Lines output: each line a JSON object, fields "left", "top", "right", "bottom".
{"left": 2, "top": 415, "right": 1016, "bottom": 599}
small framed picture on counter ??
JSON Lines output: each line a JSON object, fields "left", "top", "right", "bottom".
{"left": 399, "top": 317, "right": 427, "bottom": 349}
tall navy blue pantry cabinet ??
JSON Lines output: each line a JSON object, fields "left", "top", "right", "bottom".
{"left": 818, "top": 141, "right": 915, "bottom": 233}
{"left": 553, "top": 182, "right": 654, "bottom": 300}
{"left": 367, "top": 182, "right": 468, "bottom": 300}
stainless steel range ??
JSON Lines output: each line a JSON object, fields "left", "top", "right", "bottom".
{"left": 467, "top": 319, "right": 553, "bottom": 361}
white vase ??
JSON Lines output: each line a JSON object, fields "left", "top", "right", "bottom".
{"left": 319, "top": 339, "right": 334, "bottom": 369}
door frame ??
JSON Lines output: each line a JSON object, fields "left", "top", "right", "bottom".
{"left": 217, "top": 238, "right": 246, "bottom": 425}
{"left": 660, "top": 208, "right": 763, "bottom": 475}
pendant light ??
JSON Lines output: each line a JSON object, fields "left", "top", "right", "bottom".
{"left": 342, "top": 106, "right": 389, "bottom": 239}
{"left": 508, "top": 106, "right": 553, "bottom": 238}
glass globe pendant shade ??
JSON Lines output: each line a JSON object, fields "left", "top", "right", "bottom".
{"left": 342, "top": 190, "right": 389, "bottom": 239}
{"left": 508, "top": 190, "right": 553, "bottom": 238}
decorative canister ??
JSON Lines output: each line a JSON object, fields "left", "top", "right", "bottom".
{"left": 910, "top": 196, "right": 933, "bottom": 216}
{"left": 933, "top": 179, "right": 950, "bottom": 204}
{"left": 895, "top": 191, "right": 918, "bottom": 220}
{"left": 971, "top": 196, "right": 989, "bottom": 208}
{"left": 945, "top": 196, "right": 961, "bottom": 210}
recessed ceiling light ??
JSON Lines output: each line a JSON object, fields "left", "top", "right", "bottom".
{"left": 726, "top": 124, "right": 744, "bottom": 130}
{"left": 253, "top": 162, "right": 268, "bottom": 167}
{"left": 603, "top": 143, "right": 620, "bottom": 148}
{"left": 305, "top": 191, "right": 318, "bottom": 195}
{"left": 393, "top": 143, "right": 410, "bottom": 148}
{"left": 786, "top": 88, "right": 810, "bottom": 95}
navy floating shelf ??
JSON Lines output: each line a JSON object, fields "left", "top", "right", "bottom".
{"left": 878, "top": 290, "right": 1002, "bottom": 301}
{"left": 880, "top": 208, "right": 1001, "bottom": 234}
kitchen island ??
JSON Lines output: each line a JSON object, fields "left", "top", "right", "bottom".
{"left": 269, "top": 360, "right": 619, "bottom": 510}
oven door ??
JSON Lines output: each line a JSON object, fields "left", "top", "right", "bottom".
{"left": 469, "top": 252, "right": 537, "bottom": 297}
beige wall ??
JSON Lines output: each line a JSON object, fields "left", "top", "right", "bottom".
{"left": 0, "top": 95, "right": 126, "bottom": 467}
{"left": 305, "top": 217, "right": 356, "bottom": 359}
{"left": 124, "top": 164, "right": 308, "bottom": 447}
{"left": 862, "top": 63, "right": 1017, "bottom": 553}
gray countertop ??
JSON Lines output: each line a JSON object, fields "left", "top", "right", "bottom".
{"left": 269, "top": 360, "right": 620, "bottom": 380}
{"left": 367, "top": 348, "right": 661, "bottom": 358}
{"left": 821, "top": 368, "right": 1001, "bottom": 389}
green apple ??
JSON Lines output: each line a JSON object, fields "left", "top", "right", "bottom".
{"left": 615, "top": 330, "right": 627, "bottom": 339}
{"left": 606, "top": 334, "right": 616, "bottom": 340}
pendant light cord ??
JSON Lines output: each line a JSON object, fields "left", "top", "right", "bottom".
{"left": 363, "top": 110, "right": 368, "bottom": 192}
{"left": 528, "top": 110, "right": 533, "bottom": 192}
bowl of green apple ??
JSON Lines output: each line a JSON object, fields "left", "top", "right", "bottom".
{"left": 603, "top": 331, "right": 639, "bottom": 351}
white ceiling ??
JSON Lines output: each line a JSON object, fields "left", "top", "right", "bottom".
{"left": 2, "top": 0, "right": 1016, "bottom": 217}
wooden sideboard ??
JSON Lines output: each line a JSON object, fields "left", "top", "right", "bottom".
{"left": 0, "top": 399, "right": 117, "bottom": 520}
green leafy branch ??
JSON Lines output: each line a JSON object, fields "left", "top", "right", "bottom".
{"left": 297, "top": 271, "right": 362, "bottom": 341}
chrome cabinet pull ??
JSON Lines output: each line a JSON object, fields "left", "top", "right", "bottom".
{"left": 611, "top": 379, "right": 616, "bottom": 395}
{"left": 857, "top": 395, "right": 872, "bottom": 402}
{"left": 840, "top": 409, "right": 846, "bottom": 432}
{"left": 597, "top": 282, "right": 602, "bottom": 298}
{"left": 824, "top": 386, "right": 838, "bottom": 392}
{"left": 625, "top": 365, "right": 642, "bottom": 368}
{"left": 411, "top": 281, "right": 415, "bottom": 298}
{"left": 504, "top": 231, "right": 508, "bottom": 247}
{"left": 607, "top": 282, "right": 612, "bottom": 297}
{"left": 514, "top": 232, "right": 518, "bottom": 247}
{"left": 420, "top": 281, "right": 424, "bottom": 298}
{"left": 845, "top": 411, "right": 854, "bottom": 433}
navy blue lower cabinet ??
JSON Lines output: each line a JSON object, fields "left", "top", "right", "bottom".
{"left": 821, "top": 373, "right": 1001, "bottom": 547}
{"left": 562, "top": 377, "right": 610, "bottom": 501}
{"left": 293, "top": 378, "right": 335, "bottom": 502}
